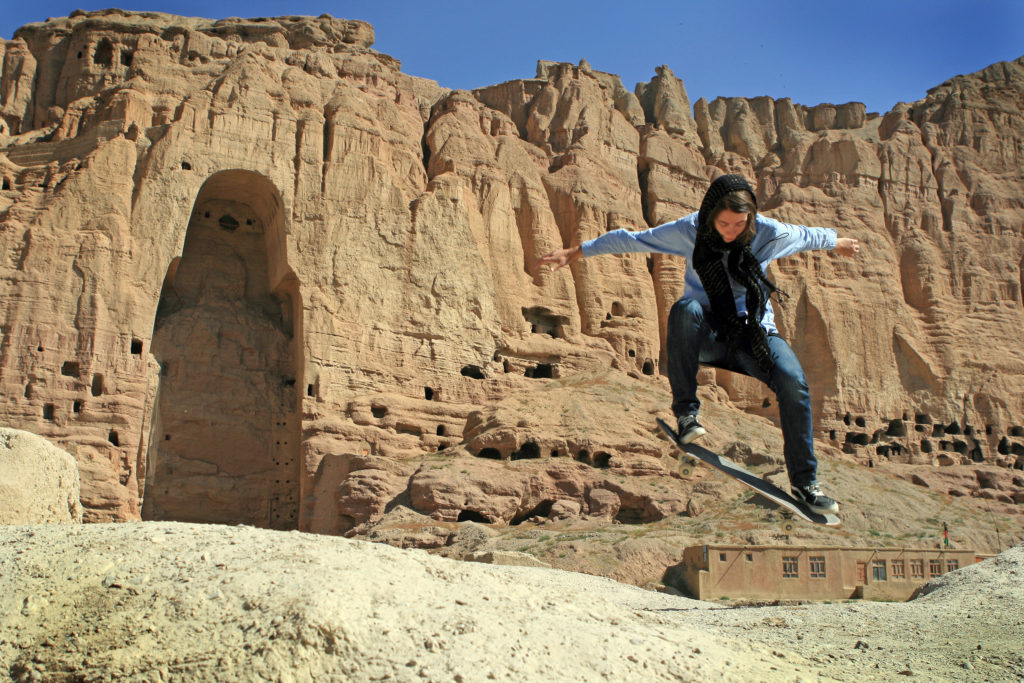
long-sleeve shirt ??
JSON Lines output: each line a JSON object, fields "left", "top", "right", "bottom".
{"left": 580, "top": 213, "right": 837, "bottom": 334}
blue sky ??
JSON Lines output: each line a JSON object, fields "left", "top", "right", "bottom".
{"left": 2, "top": 1, "right": 1022, "bottom": 115}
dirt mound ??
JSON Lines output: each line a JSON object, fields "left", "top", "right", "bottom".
{"left": 2, "top": 523, "right": 1022, "bottom": 681}
{"left": 913, "top": 544, "right": 1024, "bottom": 601}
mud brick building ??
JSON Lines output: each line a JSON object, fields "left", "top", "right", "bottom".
{"left": 677, "top": 545, "right": 983, "bottom": 602}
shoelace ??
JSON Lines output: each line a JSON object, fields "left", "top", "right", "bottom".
{"left": 796, "top": 485, "right": 824, "bottom": 500}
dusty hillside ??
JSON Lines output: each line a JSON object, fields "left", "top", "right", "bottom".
{"left": 343, "top": 371, "right": 1023, "bottom": 587}
{"left": 1, "top": 523, "right": 1021, "bottom": 682}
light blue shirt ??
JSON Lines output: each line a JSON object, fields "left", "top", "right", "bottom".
{"left": 581, "top": 213, "right": 837, "bottom": 334}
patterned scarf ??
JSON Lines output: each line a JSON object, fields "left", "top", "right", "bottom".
{"left": 691, "top": 174, "right": 783, "bottom": 372}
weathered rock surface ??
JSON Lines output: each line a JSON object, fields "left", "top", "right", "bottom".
{"left": 0, "top": 428, "right": 81, "bottom": 523}
{"left": 0, "top": 10, "right": 1022, "bottom": 555}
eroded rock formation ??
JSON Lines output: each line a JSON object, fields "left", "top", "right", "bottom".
{"left": 1, "top": 10, "right": 1022, "bottom": 532}
{"left": 0, "top": 428, "right": 81, "bottom": 523}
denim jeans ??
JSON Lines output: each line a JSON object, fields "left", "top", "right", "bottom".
{"left": 666, "top": 297, "right": 817, "bottom": 488}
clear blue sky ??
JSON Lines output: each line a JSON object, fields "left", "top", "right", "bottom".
{"left": 2, "top": 0, "right": 1022, "bottom": 115}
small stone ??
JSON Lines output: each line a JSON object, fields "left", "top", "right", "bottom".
{"left": 21, "top": 595, "right": 47, "bottom": 615}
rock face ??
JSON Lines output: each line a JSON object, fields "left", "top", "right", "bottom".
{"left": 1, "top": 10, "right": 1023, "bottom": 531}
{"left": 0, "top": 428, "right": 82, "bottom": 523}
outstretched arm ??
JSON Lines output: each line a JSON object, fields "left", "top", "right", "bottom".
{"left": 537, "top": 245, "right": 582, "bottom": 271}
{"left": 538, "top": 214, "right": 696, "bottom": 270}
{"left": 834, "top": 237, "right": 860, "bottom": 257}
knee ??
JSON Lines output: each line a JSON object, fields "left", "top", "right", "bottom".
{"left": 669, "top": 298, "right": 704, "bottom": 328}
{"left": 774, "top": 369, "right": 810, "bottom": 404}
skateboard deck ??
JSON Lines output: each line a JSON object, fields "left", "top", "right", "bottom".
{"left": 657, "top": 418, "right": 840, "bottom": 527}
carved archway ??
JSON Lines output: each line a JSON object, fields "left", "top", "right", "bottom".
{"left": 143, "top": 170, "right": 302, "bottom": 528}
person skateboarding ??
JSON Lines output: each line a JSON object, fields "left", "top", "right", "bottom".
{"left": 538, "top": 174, "right": 860, "bottom": 514}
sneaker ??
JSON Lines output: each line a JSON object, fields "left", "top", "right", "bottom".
{"left": 791, "top": 483, "right": 840, "bottom": 514}
{"left": 675, "top": 414, "right": 707, "bottom": 445}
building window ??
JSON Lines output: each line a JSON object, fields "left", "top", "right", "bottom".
{"left": 782, "top": 556, "right": 799, "bottom": 578}
{"left": 809, "top": 556, "right": 826, "bottom": 578}
{"left": 929, "top": 559, "right": 943, "bottom": 576}
{"left": 910, "top": 559, "right": 924, "bottom": 579}
{"left": 872, "top": 560, "right": 887, "bottom": 581}
{"left": 891, "top": 560, "right": 906, "bottom": 579}
{"left": 947, "top": 559, "right": 959, "bottom": 572}
{"left": 720, "top": 553, "right": 727, "bottom": 562}
{"left": 746, "top": 553, "right": 753, "bottom": 562}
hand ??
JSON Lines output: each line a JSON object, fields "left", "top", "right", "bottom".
{"left": 537, "top": 245, "right": 582, "bottom": 271}
{"left": 834, "top": 237, "right": 860, "bottom": 257}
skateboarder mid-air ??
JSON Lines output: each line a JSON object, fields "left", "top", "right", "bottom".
{"left": 538, "top": 174, "right": 861, "bottom": 515}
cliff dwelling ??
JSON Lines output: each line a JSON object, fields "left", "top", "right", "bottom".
{"left": 0, "top": 10, "right": 1021, "bottom": 551}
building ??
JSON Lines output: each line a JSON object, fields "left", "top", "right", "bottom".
{"left": 676, "top": 545, "right": 982, "bottom": 602}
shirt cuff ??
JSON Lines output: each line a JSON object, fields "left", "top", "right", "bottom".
{"left": 824, "top": 228, "right": 838, "bottom": 250}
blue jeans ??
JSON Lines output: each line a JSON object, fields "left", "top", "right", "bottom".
{"left": 666, "top": 298, "right": 817, "bottom": 488}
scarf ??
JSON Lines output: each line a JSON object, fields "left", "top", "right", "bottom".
{"left": 691, "top": 174, "right": 784, "bottom": 372}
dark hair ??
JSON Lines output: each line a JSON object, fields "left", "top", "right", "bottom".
{"left": 709, "top": 190, "right": 757, "bottom": 244}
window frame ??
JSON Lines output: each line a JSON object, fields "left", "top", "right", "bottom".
{"left": 891, "top": 559, "right": 906, "bottom": 579}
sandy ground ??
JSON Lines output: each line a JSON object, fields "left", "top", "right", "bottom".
{"left": 1, "top": 523, "right": 1022, "bottom": 682}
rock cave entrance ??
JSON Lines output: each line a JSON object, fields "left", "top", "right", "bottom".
{"left": 143, "top": 170, "right": 303, "bottom": 529}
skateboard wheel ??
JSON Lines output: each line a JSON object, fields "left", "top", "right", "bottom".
{"left": 679, "top": 463, "right": 694, "bottom": 477}
{"left": 780, "top": 519, "right": 796, "bottom": 534}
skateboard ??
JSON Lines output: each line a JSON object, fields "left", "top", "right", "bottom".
{"left": 657, "top": 418, "right": 840, "bottom": 528}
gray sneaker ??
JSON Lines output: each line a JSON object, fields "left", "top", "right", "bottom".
{"left": 791, "top": 483, "right": 840, "bottom": 514}
{"left": 676, "top": 414, "right": 707, "bottom": 445}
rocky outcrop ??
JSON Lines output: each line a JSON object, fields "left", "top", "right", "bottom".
{"left": 1, "top": 10, "right": 1022, "bottom": 535}
{"left": 0, "top": 428, "right": 82, "bottom": 523}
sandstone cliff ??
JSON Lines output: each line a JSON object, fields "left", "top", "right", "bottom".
{"left": 1, "top": 11, "right": 1022, "bottom": 550}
